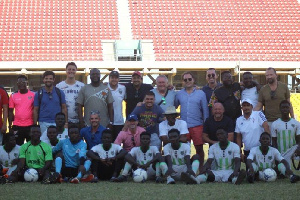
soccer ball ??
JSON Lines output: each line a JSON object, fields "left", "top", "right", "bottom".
{"left": 24, "top": 168, "right": 39, "bottom": 182}
{"left": 263, "top": 168, "right": 277, "bottom": 182}
{"left": 133, "top": 168, "right": 148, "bottom": 183}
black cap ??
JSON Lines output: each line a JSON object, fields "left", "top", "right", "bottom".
{"left": 109, "top": 71, "right": 119, "bottom": 78}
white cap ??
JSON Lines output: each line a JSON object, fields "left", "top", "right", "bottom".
{"left": 241, "top": 98, "right": 253, "bottom": 106}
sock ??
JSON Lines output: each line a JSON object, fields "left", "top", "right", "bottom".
{"left": 84, "top": 160, "right": 92, "bottom": 171}
{"left": 192, "top": 160, "right": 200, "bottom": 175}
{"left": 159, "top": 162, "right": 168, "bottom": 175}
{"left": 77, "top": 172, "right": 82, "bottom": 179}
{"left": 196, "top": 174, "right": 207, "bottom": 184}
{"left": 155, "top": 162, "right": 161, "bottom": 177}
{"left": 121, "top": 162, "right": 132, "bottom": 176}
{"left": 278, "top": 163, "right": 286, "bottom": 176}
{"left": 55, "top": 157, "right": 62, "bottom": 173}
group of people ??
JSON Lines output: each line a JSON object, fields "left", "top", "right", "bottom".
{"left": 0, "top": 62, "right": 299, "bottom": 185}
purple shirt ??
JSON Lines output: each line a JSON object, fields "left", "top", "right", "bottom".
{"left": 175, "top": 88, "right": 209, "bottom": 128}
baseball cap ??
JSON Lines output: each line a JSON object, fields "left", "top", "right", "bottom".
{"left": 127, "top": 114, "right": 138, "bottom": 121}
{"left": 109, "top": 71, "right": 119, "bottom": 78}
{"left": 241, "top": 99, "right": 253, "bottom": 106}
{"left": 132, "top": 71, "right": 142, "bottom": 77}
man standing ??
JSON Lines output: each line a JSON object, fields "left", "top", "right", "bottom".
{"left": 80, "top": 111, "right": 106, "bottom": 150}
{"left": 241, "top": 72, "right": 261, "bottom": 109}
{"left": 56, "top": 62, "right": 85, "bottom": 125}
{"left": 77, "top": 68, "right": 114, "bottom": 129}
{"left": 131, "top": 91, "right": 164, "bottom": 149}
{"left": 254, "top": 67, "right": 293, "bottom": 127}
{"left": 235, "top": 99, "right": 269, "bottom": 162}
{"left": 159, "top": 106, "right": 188, "bottom": 146}
{"left": 0, "top": 85, "right": 8, "bottom": 145}
{"left": 203, "top": 103, "right": 234, "bottom": 146}
{"left": 125, "top": 71, "right": 153, "bottom": 117}
{"left": 9, "top": 75, "right": 35, "bottom": 145}
{"left": 175, "top": 71, "right": 209, "bottom": 164}
{"left": 33, "top": 71, "right": 67, "bottom": 135}
{"left": 151, "top": 75, "right": 176, "bottom": 111}
{"left": 108, "top": 71, "right": 126, "bottom": 140}
{"left": 209, "top": 71, "right": 242, "bottom": 125}
{"left": 114, "top": 114, "right": 145, "bottom": 152}
{"left": 202, "top": 68, "right": 222, "bottom": 116}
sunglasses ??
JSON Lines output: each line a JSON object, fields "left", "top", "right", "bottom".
{"left": 131, "top": 136, "right": 136, "bottom": 146}
{"left": 207, "top": 74, "right": 216, "bottom": 78}
{"left": 270, "top": 90, "right": 276, "bottom": 99}
{"left": 162, "top": 97, "right": 166, "bottom": 105}
{"left": 183, "top": 78, "right": 192, "bottom": 82}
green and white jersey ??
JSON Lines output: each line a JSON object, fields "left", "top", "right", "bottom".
{"left": 208, "top": 142, "right": 240, "bottom": 170}
{"left": 248, "top": 146, "right": 284, "bottom": 170}
{"left": 130, "top": 146, "right": 159, "bottom": 165}
{"left": 91, "top": 144, "right": 122, "bottom": 159}
{"left": 0, "top": 145, "right": 20, "bottom": 167}
{"left": 271, "top": 118, "right": 300, "bottom": 154}
{"left": 163, "top": 143, "right": 190, "bottom": 166}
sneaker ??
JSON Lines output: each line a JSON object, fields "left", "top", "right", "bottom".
{"left": 91, "top": 176, "right": 99, "bottom": 183}
{"left": 50, "top": 172, "right": 62, "bottom": 184}
{"left": 155, "top": 176, "right": 164, "bottom": 183}
{"left": 235, "top": 169, "right": 246, "bottom": 185}
{"left": 41, "top": 178, "right": 51, "bottom": 184}
{"left": 113, "top": 175, "right": 127, "bottom": 182}
{"left": 181, "top": 172, "right": 197, "bottom": 184}
{"left": 70, "top": 177, "right": 80, "bottom": 184}
{"left": 290, "top": 174, "right": 300, "bottom": 183}
{"left": 81, "top": 174, "right": 94, "bottom": 182}
{"left": 110, "top": 177, "right": 117, "bottom": 182}
{"left": 167, "top": 176, "right": 175, "bottom": 184}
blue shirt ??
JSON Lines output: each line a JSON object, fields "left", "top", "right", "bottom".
{"left": 174, "top": 88, "right": 209, "bottom": 128}
{"left": 80, "top": 125, "right": 106, "bottom": 150}
{"left": 34, "top": 87, "right": 66, "bottom": 123}
{"left": 52, "top": 139, "right": 87, "bottom": 168}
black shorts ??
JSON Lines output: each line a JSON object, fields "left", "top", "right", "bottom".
{"left": 61, "top": 167, "right": 78, "bottom": 178}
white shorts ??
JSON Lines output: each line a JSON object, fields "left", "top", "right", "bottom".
{"left": 211, "top": 169, "right": 234, "bottom": 182}
{"left": 171, "top": 165, "right": 187, "bottom": 180}
{"left": 282, "top": 145, "right": 299, "bottom": 167}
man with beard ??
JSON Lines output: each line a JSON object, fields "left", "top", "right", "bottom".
{"left": 34, "top": 71, "right": 67, "bottom": 135}
{"left": 254, "top": 67, "right": 293, "bottom": 127}
{"left": 241, "top": 72, "right": 261, "bottom": 109}
{"left": 77, "top": 68, "right": 114, "bottom": 129}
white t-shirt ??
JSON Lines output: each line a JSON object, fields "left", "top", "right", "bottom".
{"left": 91, "top": 143, "right": 122, "bottom": 159}
{"left": 129, "top": 146, "right": 159, "bottom": 165}
{"left": 235, "top": 111, "right": 267, "bottom": 151}
{"left": 248, "top": 146, "right": 284, "bottom": 170}
{"left": 56, "top": 81, "right": 85, "bottom": 123}
{"left": 241, "top": 87, "right": 259, "bottom": 108}
{"left": 40, "top": 128, "right": 69, "bottom": 144}
{"left": 0, "top": 145, "right": 20, "bottom": 167}
{"left": 208, "top": 142, "right": 240, "bottom": 170}
{"left": 108, "top": 83, "right": 126, "bottom": 125}
{"left": 163, "top": 143, "right": 190, "bottom": 166}
{"left": 159, "top": 119, "right": 189, "bottom": 137}
{"left": 271, "top": 118, "right": 300, "bottom": 154}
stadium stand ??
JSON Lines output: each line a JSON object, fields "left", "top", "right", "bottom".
{"left": 0, "top": 0, "right": 119, "bottom": 61}
{"left": 129, "top": 0, "right": 299, "bottom": 61}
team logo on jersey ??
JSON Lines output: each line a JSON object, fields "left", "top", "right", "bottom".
{"left": 65, "top": 135, "right": 68, "bottom": 138}
{"left": 228, "top": 151, "right": 232, "bottom": 155}
{"left": 111, "top": 151, "right": 115, "bottom": 156}
{"left": 76, "top": 149, "right": 80, "bottom": 153}
{"left": 37, "top": 151, "right": 42, "bottom": 155}
{"left": 118, "top": 89, "right": 122, "bottom": 94}
{"left": 28, "top": 96, "right": 32, "bottom": 100}
{"left": 148, "top": 153, "right": 152, "bottom": 157}
{"left": 291, "top": 124, "right": 295, "bottom": 128}
{"left": 180, "top": 151, "right": 184, "bottom": 155}
{"left": 14, "top": 153, "right": 18, "bottom": 158}
{"left": 268, "top": 156, "right": 272, "bottom": 160}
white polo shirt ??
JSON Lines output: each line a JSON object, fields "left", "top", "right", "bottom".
{"left": 159, "top": 119, "right": 189, "bottom": 137}
{"left": 108, "top": 83, "right": 126, "bottom": 125}
{"left": 235, "top": 111, "right": 267, "bottom": 151}
{"left": 241, "top": 86, "right": 259, "bottom": 108}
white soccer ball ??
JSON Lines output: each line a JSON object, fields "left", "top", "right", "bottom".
{"left": 263, "top": 168, "right": 277, "bottom": 182}
{"left": 24, "top": 168, "right": 39, "bottom": 182}
{"left": 133, "top": 168, "right": 148, "bottom": 183}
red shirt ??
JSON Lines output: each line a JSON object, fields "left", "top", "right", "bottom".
{"left": 0, "top": 88, "right": 9, "bottom": 128}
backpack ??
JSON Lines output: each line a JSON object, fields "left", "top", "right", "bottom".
{"left": 37, "top": 87, "right": 62, "bottom": 119}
